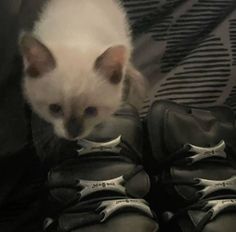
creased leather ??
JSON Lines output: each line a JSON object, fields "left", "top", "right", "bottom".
{"left": 46, "top": 104, "right": 159, "bottom": 232}
{"left": 147, "top": 100, "right": 236, "bottom": 166}
{"left": 146, "top": 100, "right": 236, "bottom": 232}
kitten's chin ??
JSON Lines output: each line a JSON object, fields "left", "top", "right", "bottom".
{"left": 54, "top": 132, "right": 80, "bottom": 141}
{"left": 76, "top": 129, "right": 94, "bottom": 140}
{"left": 54, "top": 129, "right": 92, "bottom": 141}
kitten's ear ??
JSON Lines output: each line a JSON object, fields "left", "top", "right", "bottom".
{"left": 19, "top": 33, "right": 56, "bottom": 78}
{"left": 94, "top": 45, "right": 128, "bottom": 84}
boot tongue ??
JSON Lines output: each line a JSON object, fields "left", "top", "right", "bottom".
{"left": 147, "top": 101, "right": 236, "bottom": 166}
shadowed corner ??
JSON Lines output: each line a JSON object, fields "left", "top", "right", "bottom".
{"left": 31, "top": 112, "right": 78, "bottom": 169}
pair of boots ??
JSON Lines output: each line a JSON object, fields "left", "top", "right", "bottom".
{"left": 36, "top": 101, "right": 236, "bottom": 232}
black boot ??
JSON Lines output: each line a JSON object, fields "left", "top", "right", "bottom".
{"left": 145, "top": 100, "right": 236, "bottom": 232}
{"left": 38, "top": 104, "right": 159, "bottom": 232}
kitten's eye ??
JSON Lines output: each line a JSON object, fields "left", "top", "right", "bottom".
{"left": 84, "top": 106, "right": 98, "bottom": 117}
{"left": 49, "top": 104, "right": 63, "bottom": 116}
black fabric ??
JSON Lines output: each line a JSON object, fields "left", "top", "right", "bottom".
{"left": 0, "top": 146, "right": 46, "bottom": 232}
{"left": 0, "top": 1, "right": 28, "bottom": 157}
{"left": 0, "top": 1, "right": 46, "bottom": 232}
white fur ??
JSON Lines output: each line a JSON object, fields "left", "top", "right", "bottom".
{"left": 22, "top": 0, "right": 134, "bottom": 139}
{"left": 34, "top": 0, "right": 131, "bottom": 53}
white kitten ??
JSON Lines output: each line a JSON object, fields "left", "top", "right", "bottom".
{"left": 19, "top": 0, "right": 147, "bottom": 140}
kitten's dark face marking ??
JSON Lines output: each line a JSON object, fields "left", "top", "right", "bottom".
{"left": 49, "top": 100, "right": 99, "bottom": 139}
{"left": 84, "top": 106, "right": 98, "bottom": 117}
{"left": 65, "top": 116, "right": 84, "bottom": 139}
{"left": 64, "top": 106, "right": 98, "bottom": 139}
{"left": 49, "top": 103, "right": 63, "bottom": 117}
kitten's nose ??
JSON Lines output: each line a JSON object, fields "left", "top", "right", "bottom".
{"left": 66, "top": 117, "right": 83, "bottom": 139}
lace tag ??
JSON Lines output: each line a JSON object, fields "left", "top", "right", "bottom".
{"left": 77, "top": 136, "right": 122, "bottom": 156}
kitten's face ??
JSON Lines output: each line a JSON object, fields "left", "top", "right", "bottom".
{"left": 20, "top": 34, "right": 127, "bottom": 140}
